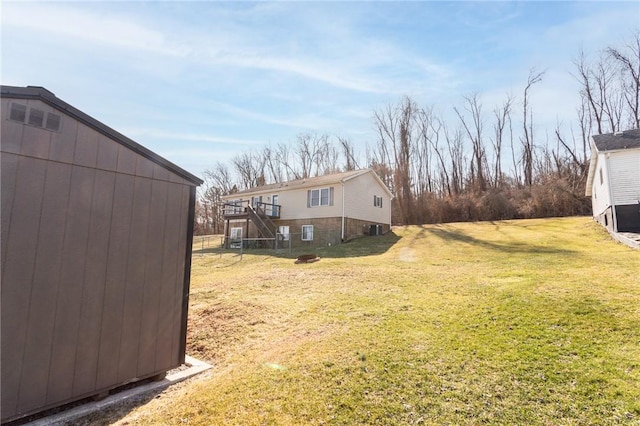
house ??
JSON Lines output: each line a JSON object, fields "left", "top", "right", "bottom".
{"left": 585, "top": 128, "right": 640, "bottom": 233}
{"left": 220, "top": 169, "right": 393, "bottom": 248}
{"left": 0, "top": 85, "right": 203, "bottom": 423}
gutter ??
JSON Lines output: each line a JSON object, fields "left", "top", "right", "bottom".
{"left": 341, "top": 181, "right": 345, "bottom": 241}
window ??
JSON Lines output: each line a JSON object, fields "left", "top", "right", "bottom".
{"left": 302, "top": 225, "right": 314, "bottom": 241}
{"left": 308, "top": 187, "right": 332, "bottom": 207}
{"left": 278, "top": 225, "right": 290, "bottom": 241}
{"left": 320, "top": 188, "right": 330, "bottom": 205}
{"left": 251, "top": 196, "right": 262, "bottom": 208}
{"left": 599, "top": 168, "right": 603, "bottom": 185}
{"left": 373, "top": 195, "right": 383, "bottom": 208}
{"left": 230, "top": 227, "right": 243, "bottom": 240}
{"left": 230, "top": 227, "right": 243, "bottom": 248}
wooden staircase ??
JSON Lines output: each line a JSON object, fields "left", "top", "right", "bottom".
{"left": 247, "top": 204, "right": 276, "bottom": 238}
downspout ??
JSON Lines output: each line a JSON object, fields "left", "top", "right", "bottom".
{"left": 605, "top": 153, "right": 618, "bottom": 232}
{"left": 341, "top": 181, "right": 345, "bottom": 241}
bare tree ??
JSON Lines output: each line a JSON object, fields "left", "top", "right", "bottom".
{"left": 338, "top": 136, "right": 360, "bottom": 171}
{"left": 606, "top": 32, "right": 640, "bottom": 129}
{"left": 521, "top": 69, "right": 545, "bottom": 186}
{"left": 444, "top": 125, "right": 466, "bottom": 196}
{"left": 414, "top": 107, "right": 436, "bottom": 196}
{"left": 490, "top": 96, "right": 512, "bottom": 187}
{"left": 455, "top": 94, "right": 488, "bottom": 192}
{"left": 574, "top": 50, "right": 624, "bottom": 134}
{"left": 373, "top": 96, "right": 417, "bottom": 224}
{"left": 231, "top": 151, "right": 266, "bottom": 189}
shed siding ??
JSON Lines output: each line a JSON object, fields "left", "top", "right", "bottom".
{"left": 608, "top": 150, "right": 640, "bottom": 205}
{"left": 96, "top": 173, "right": 134, "bottom": 390}
{"left": 1, "top": 96, "right": 196, "bottom": 422}
{"left": 1, "top": 155, "right": 47, "bottom": 415}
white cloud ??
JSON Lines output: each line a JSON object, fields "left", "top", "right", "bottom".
{"left": 3, "top": 3, "right": 185, "bottom": 56}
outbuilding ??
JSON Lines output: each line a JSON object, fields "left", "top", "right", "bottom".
{"left": 1, "top": 85, "right": 203, "bottom": 422}
{"left": 585, "top": 128, "right": 640, "bottom": 233}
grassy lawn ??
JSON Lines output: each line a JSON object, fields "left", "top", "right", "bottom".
{"left": 116, "top": 217, "right": 639, "bottom": 425}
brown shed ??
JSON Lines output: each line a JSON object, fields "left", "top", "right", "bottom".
{"left": 1, "top": 85, "right": 203, "bottom": 423}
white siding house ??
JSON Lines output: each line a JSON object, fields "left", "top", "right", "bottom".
{"left": 221, "top": 169, "right": 393, "bottom": 247}
{"left": 585, "top": 128, "right": 640, "bottom": 233}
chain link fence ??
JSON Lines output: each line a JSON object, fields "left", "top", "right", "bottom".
{"left": 192, "top": 230, "right": 342, "bottom": 256}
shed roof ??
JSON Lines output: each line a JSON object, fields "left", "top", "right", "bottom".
{"left": 1, "top": 85, "right": 203, "bottom": 186}
{"left": 592, "top": 128, "right": 640, "bottom": 152}
{"left": 223, "top": 168, "right": 393, "bottom": 198}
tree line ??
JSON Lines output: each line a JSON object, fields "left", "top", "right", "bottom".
{"left": 195, "top": 32, "right": 640, "bottom": 234}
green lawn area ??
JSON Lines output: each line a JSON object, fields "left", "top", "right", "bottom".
{"left": 120, "top": 217, "right": 639, "bottom": 425}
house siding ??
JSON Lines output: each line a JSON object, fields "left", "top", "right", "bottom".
{"left": 273, "top": 185, "right": 344, "bottom": 220}
{"left": 591, "top": 154, "right": 612, "bottom": 218}
{"left": 344, "top": 172, "right": 392, "bottom": 225}
{"left": 608, "top": 150, "right": 640, "bottom": 206}
{"left": 1, "top": 96, "right": 198, "bottom": 422}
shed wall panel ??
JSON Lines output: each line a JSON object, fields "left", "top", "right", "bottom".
{"left": 46, "top": 166, "right": 95, "bottom": 403}
{"left": 153, "top": 163, "right": 171, "bottom": 181}
{"left": 48, "top": 115, "right": 77, "bottom": 164}
{"left": 96, "top": 173, "right": 135, "bottom": 389}
{"left": 1, "top": 153, "right": 19, "bottom": 270}
{"left": 96, "top": 135, "right": 119, "bottom": 172}
{"left": 170, "top": 186, "right": 191, "bottom": 363}
{"left": 72, "top": 170, "right": 116, "bottom": 396}
{"left": 1, "top": 114, "right": 24, "bottom": 154}
{"left": 137, "top": 180, "right": 169, "bottom": 376}
{"left": 117, "top": 177, "right": 152, "bottom": 382}
{"left": 155, "top": 183, "right": 185, "bottom": 370}
{"left": 20, "top": 124, "right": 51, "bottom": 160}
{"left": 116, "top": 144, "right": 137, "bottom": 175}
{"left": 136, "top": 155, "right": 155, "bottom": 178}
{"left": 73, "top": 123, "right": 99, "bottom": 168}
{"left": 16, "top": 162, "right": 72, "bottom": 414}
{"left": 0, "top": 156, "right": 47, "bottom": 416}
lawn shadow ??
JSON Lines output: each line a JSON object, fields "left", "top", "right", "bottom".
{"left": 423, "top": 226, "right": 578, "bottom": 255}
{"left": 271, "top": 230, "right": 403, "bottom": 260}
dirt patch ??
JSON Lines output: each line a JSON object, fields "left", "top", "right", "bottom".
{"left": 187, "top": 301, "right": 266, "bottom": 364}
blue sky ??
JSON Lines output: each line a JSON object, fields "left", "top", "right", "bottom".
{"left": 2, "top": 1, "right": 639, "bottom": 179}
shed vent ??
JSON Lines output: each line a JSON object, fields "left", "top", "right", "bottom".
{"left": 7, "top": 102, "right": 62, "bottom": 132}
{"left": 28, "top": 108, "right": 45, "bottom": 127}
{"left": 9, "top": 103, "right": 27, "bottom": 122}
{"left": 45, "top": 113, "right": 61, "bottom": 131}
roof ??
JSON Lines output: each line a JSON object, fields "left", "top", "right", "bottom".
{"left": 592, "top": 128, "right": 640, "bottom": 152}
{"left": 1, "top": 85, "right": 203, "bottom": 186}
{"left": 222, "top": 168, "right": 393, "bottom": 198}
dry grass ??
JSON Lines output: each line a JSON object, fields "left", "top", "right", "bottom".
{"left": 111, "top": 217, "right": 639, "bottom": 425}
